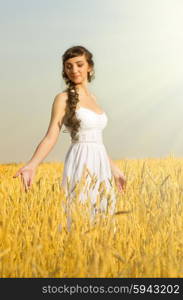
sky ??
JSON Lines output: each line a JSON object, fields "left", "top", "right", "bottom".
{"left": 1, "top": 0, "right": 183, "bottom": 164}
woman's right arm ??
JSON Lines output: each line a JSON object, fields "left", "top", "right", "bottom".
{"left": 13, "top": 92, "right": 68, "bottom": 191}
{"left": 26, "top": 92, "right": 67, "bottom": 168}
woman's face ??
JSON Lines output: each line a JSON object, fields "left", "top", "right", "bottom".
{"left": 64, "top": 54, "right": 92, "bottom": 84}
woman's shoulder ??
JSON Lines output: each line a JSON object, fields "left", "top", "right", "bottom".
{"left": 91, "top": 93, "right": 97, "bottom": 102}
{"left": 51, "top": 91, "right": 68, "bottom": 114}
{"left": 54, "top": 91, "right": 68, "bottom": 103}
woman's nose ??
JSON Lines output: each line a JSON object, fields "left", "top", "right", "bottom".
{"left": 72, "top": 65, "right": 79, "bottom": 73}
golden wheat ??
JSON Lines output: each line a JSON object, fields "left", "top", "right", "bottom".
{"left": 0, "top": 154, "right": 183, "bottom": 277}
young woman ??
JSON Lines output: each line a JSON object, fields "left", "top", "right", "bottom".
{"left": 13, "top": 45, "right": 126, "bottom": 216}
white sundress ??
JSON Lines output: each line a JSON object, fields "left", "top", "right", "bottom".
{"left": 60, "top": 106, "right": 117, "bottom": 218}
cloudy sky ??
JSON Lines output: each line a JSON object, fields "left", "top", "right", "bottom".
{"left": 1, "top": 0, "right": 183, "bottom": 164}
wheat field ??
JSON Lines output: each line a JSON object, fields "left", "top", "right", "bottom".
{"left": 0, "top": 154, "right": 183, "bottom": 278}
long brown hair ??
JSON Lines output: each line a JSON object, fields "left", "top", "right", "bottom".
{"left": 61, "top": 45, "right": 95, "bottom": 141}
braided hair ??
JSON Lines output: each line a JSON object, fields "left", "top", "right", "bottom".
{"left": 61, "top": 45, "right": 95, "bottom": 141}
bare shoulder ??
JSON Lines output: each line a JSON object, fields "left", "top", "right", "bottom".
{"left": 91, "top": 93, "right": 97, "bottom": 102}
{"left": 49, "top": 91, "right": 68, "bottom": 128}
{"left": 53, "top": 91, "right": 68, "bottom": 107}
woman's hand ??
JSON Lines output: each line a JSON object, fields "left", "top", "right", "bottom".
{"left": 13, "top": 164, "right": 37, "bottom": 192}
{"left": 111, "top": 166, "right": 127, "bottom": 192}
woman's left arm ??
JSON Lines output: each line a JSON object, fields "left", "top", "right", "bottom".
{"left": 108, "top": 155, "right": 126, "bottom": 192}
